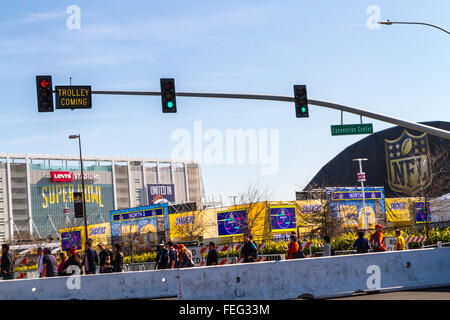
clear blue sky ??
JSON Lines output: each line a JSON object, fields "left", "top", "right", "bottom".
{"left": 1, "top": 0, "right": 449, "bottom": 204}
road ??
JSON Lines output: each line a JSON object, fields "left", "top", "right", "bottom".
{"left": 326, "top": 286, "right": 450, "bottom": 300}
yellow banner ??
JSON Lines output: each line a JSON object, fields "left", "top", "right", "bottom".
{"left": 385, "top": 198, "right": 416, "bottom": 222}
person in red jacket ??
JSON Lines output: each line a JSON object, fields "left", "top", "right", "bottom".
{"left": 370, "top": 224, "right": 386, "bottom": 252}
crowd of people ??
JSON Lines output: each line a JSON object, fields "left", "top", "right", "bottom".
{"left": 1, "top": 225, "right": 408, "bottom": 280}
{"left": 285, "top": 224, "right": 406, "bottom": 259}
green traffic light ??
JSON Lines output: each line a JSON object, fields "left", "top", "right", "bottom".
{"left": 301, "top": 107, "right": 306, "bottom": 113}
{"left": 167, "top": 101, "right": 174, "bottom": 108}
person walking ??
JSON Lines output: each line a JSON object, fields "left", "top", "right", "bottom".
{"left": 42, "top": 248, "right": 58, "bottom": 278}
{"left": 353, "top": 230, "right": 370, "bottom": 254}
{"left": 287, "top": 234, "right": 304, "bottom": 259}
{"left": 81, "top": 239, "right": 99, "bottom": 275}
{"left": 177, "top": 244, "right": 194, "bottom": 268}
{"left": 322, "top": 236, "right": 332, "bottom": 257}
{"left": 394, "top": 229, "right": 406, "bottom": 251}
{"left": 1, "top": 244, "right": 15, "bottom": 280}
{"left": 167, "top": 241, "right": 178, "bottom": 269}
{"left": 57, "top": 251, "right": 68, "bottom": 276}
{"left": 112, "top": 244, "right": 124, "bottom": 272}
{"left": 370, "top": 224, "right": 386, "bottom": 252}
{"left": 63, "top": 246, "right": 82, "bottom": 275}
{"left": 98, "top": 243, "right": 113, "bottom": 273}
{"left": 240, "top": 233, "right": 257, "bottom": 263}
{"left": 155, "top": 241, "right": 169, "bottom": 270}
{"left": 36, "top": 247, "right": 44, "bottom": 278}
{"left": 206, "top": 242, "right": 218, "bottom": 266}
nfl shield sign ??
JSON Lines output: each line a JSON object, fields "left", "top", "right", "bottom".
{"left": 384, "top": 130, "right": 432, "bottom": 194}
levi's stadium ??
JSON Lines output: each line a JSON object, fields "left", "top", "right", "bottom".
{"left": 0, "top": 153, "right": 203, "bottom": 244}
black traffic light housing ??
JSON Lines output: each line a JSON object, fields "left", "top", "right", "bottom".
{"left": 160, "top": 78, "right": 177, "bottom": 113}
{"left": 294, "top": 85, "right": 308, "bottom": 118}
{"left": 36, "top": 75, "right": 54, "bottom": 112}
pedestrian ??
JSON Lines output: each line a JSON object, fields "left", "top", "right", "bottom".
{"left": 155, "top": 241, "right": 169, "bottom": 270}
{"left": 1, "top": 244, "right": 15, "bottom": 280}
{"left": 81, "top": 239, "right": 99, "bottom": 274}
{"left": 167, "top": 241, "right": 178, "bottom": 269}
{"left": 322, "top": 236, "right": 332, "bottom": 257}
{"left": 370, "top": 224, "right": 386, "bottom": 252}
{"left": 98, "top": 243, "right": 113, "bottom": 273}
{"left": 239, "top": 233, "right": 257, "bottom": 263}
{"left": 287, "top": 234, "right": 304, "bottom": 259}
{"left": 36, "top": 247, "right": 44, "bottom": 278}
{"left": 42, "top": 248, "right": 58, "bottom": 278}
{"left": 112, "top": 244, "right": 124, "bottom": 272}
{"left": 63, "top": 246, "right": 82, "bottom": 275}
{"left": 177, "top": 244, "right": 194, "bottom": 268}
{"left": 57, "top": 251, "right": 68, "bottom": 276}
{"left": 353, "top": 230, "right": 370, "bottom": 254}
{"left": 394, "top": 229, "right": 406, "bottom": 251}
{"left": 206, "top": 242, "right": 218, "bottom": 266}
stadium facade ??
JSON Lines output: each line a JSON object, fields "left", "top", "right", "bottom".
{"left": 0, "top": 153, "right": 203, "bottom": 243}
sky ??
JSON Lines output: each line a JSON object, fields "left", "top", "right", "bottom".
{"left": 0, "top": 0, "right": 449, "bottom": 205}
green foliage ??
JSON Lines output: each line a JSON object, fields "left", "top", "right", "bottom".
{"left": 123, "top": 252, "right": 156, "bottom": 264}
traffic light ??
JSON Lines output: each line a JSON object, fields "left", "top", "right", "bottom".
{"left": 36, "top": 75, "right": 54, "bottom": 112}
{"left": 294, "top": 85, "right": 308, "bottom": 118}
{"left": 160, "top": 78, "right": 177, "bottom": 113}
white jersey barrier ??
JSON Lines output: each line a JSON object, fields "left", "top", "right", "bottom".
{"left": 0, "top": 269, "right": 179, "bottom": 300}
{"left": 178, "top": 247, "right": 450, "bottom": 300}
{"left": 1, "top": 247, "right": 447, "bottom": 300}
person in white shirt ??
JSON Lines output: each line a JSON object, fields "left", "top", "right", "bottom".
{"left": 36, "top": 247, "right": 44, "bottom": 277}
{"left": 322, "top": 236, "right": 331, "bottom": 256}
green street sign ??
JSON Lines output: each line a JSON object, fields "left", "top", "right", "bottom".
{"left": 331, "top": 123, "right": 373, "bottom": 136}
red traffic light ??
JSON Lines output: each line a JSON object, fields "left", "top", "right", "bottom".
{"left": 40, "top": 80, "right": 50, "bottom": 88}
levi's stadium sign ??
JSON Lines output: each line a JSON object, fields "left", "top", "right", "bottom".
{"left": 51, "top": 171, "right": 72, "bottom": 182}
{"left": 55, "top": 85, "right": 92, "bottom": 109}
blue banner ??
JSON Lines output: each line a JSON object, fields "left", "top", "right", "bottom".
{"left": 217, "top": 210, "right": 247, "bottom": 237}
{"left": 147, "top": 184, "right": 175, "bottom": 204}
{"left": 270, "top": 206, "right": 296, "bottom": 231}
{"left": 414, "top": 201, "right": 431, "bottom": 224}
{"left": 110, "top": 203, "right": 169, "bottom": 240}
{"left": 326, "top": 187, "right": 386, "bottom": 229}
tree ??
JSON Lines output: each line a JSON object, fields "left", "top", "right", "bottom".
{"left": 295, "top": 188, "right": 345, "bottom": 239}
{"left": 235, "top": 182, "right": 273, "bottom": 242}
{"left": 170, "top": 208, "right": 216, "bottom": 242}
{"left": 406, "top": 148, "right": 450, "bottom": 243}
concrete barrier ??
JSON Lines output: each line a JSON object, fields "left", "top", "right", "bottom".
{"left": 178, "top": 247, "right": 450, "bottom": 299}
{"left": 0, "top": 268, "right": 179, "bottom": 300}
{"left": 1, "top": 248, "right": 448, "bottom": 300}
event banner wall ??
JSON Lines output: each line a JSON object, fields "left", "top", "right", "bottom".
{"left": 269, "top": 205, "right": 296, "bottom": 233}
{"left": 30, "top": 168, "right": 114, "bottom": 237}
{"left": 59, "top": 222, "right": 111, "bottom": 251}
{"left": 168, "top": 208, "right": 218, "bottom": 240}
{"left": 385, "top": 198, "right": 418, "bottom": 224}
{"left": 326, "top": 187, "right": 386, "bottom": 229}
{"left": 110, "top": 204, "right": 169, "bottom": 245}
{"left": 147, "top": 184, "right": 175, "bottom": 204}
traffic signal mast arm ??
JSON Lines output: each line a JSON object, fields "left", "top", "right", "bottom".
{"left": 89, "top": 89, "right": 450, "bottom": 140}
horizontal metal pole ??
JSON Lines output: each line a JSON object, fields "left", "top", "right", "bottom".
{"left": 89, "top": 90, "right": 450, "bottom": 140}
{"left": 379, "top": 21, "right": 450, "bottom": 35}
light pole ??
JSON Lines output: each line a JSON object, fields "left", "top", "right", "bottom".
{"left": 378, "top": 20, "right": 450, "bottom": 35}
{"left": 352, "top": 158, "right": 368, "bottom": 230}
{"left": 69, "top": 134, "right": 88, "bottom": 242}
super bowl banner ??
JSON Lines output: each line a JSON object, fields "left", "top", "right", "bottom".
{"left": 59, "top": 222, "right": 111, "bottom": 251}
{"left": 110, "top": 204, "right": 169, "bottom": 245}
{"left": 414, "top": 201, "right": 431, "bottom": 224}
{"left": 217, "top": 209, "right": 248, "bottom": 237}
{"left": 326, "top": 187, "right": 386, "bottom": 229}
{"left": 269, "top": 206, "right": 296, "bottom": 232}
{"left": 147, "top": 184, "right": 175, "bottom": 204}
